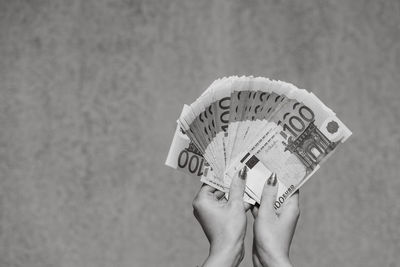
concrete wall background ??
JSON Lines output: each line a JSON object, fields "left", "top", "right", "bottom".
{"left": 0, "top": 0, "right": 399, "bottom": 266}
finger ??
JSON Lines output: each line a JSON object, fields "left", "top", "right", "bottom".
{"left": 214, "top": 190, "right": 225, "bottom": 200}
{"left": 198, "top": 184, "right": 217, "bottom": 195}
{"left": 194, "top": 184, "right": 217, "bottom": 203}
{"left": 251, "top": 204, "right": 259, "bottom": 218}
{"left": 280, "top": 190, "right": 300, "bottom": 226}
{"left": 258, "top": 173, "right": 278, "bottom": 217}
{"left": 218, "top": 197, "right": 228, "bottom": 204}
{"left": 192, "top": 185, "right": 219, "bottom": 216}
{"left": 228, "top": 166, "right": 247, "bottom": 203}
{"left": 244, "top": 202, "right": 252, "bottom": 212}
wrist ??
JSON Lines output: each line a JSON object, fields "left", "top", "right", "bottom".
{"left": 258, "top": 253, "right": 292, "bottom": 267}
{"left": 203, "top": 243, "right": 244, "bottom": 267}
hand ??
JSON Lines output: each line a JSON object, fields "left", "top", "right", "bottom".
{"left": 193, "top": 166, "right": 250, "bottom": 267}
{"left": 251, "top": 173, "right": 300, "bottom": 267}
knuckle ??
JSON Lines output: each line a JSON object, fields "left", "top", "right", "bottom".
{"left": 192, "top": 207, "right": 199, "bottom": 218}
{"left": 192, "top": 196, "right": 200, "bottom": 209}
{"left": 192, "top": 196, "right": 204, "bottom": 210}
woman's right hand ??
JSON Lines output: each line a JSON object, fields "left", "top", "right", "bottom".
{"left": 251, "top": 173, "right": 300, "bottom": 267}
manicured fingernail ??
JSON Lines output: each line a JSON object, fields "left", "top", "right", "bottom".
{"left": 239, "top": 166, "right": 247, "bottom": 180}
{"left": 272, "top": 173, "right": 277, "bottom": 186}
{"left": 267, "top": 173, "right": 274, "bottom": 185}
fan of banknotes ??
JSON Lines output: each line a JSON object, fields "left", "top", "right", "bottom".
{"left": 166, "top": 76, "right": 351, "bottom": 207}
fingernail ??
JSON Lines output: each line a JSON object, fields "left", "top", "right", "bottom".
{"left": 239, "top": 166, "right": 248, "bottom": 180}
{"left": 272, "top": 173, "right": 277, "bottom": 186}
{"left": 267, "top": 173, "right": 274, "bottom": 185}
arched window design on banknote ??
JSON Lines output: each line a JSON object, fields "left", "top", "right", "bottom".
{"left": 283, "top": 121, "right": 339, "bottom": 174}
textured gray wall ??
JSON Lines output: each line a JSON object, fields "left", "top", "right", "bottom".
{"left": 0, "top": 0, "right": 399, "bottom": 266}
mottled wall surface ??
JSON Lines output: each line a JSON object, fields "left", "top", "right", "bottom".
{"left": 0, "top": 0, "right": 399, "bottom": 266}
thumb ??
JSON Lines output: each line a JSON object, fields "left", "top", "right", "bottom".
{"left": 258, "top": 173, "right": 278, "bottom": 217}
{"left": 251, "top": 204, "right": 259, "bottom": 218}
{"left": 228, "top": 166, "right": 247, "bottom": 203}
{"left": 280, "top": 190, "right": 300, "bottom": 227}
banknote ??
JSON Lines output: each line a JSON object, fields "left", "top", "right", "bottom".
{"left": 224, "top": 96, "right": 351, "bottom": 207}
{"left": 166, "top": 122, "right": 268, "bottom": 204}
{"left": 166, "top": 76, "right": 352, "bottom": 208}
